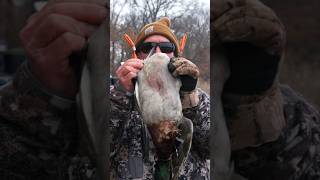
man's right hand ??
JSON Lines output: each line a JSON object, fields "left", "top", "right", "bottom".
{"left": 19, "top": 0, "right": 107, "bottom": 98}
{"left": 212, "top": 0, "right": 285, "bottom": 95}
{"left": 115, "top": 59, "right": 144, "bottom": 93}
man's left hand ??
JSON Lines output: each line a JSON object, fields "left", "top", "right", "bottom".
{"left": 168, "top": 57, "right": 200, "bottom": 108}
{"left": 168, "top": 57, "right": 199, "bottom": 92}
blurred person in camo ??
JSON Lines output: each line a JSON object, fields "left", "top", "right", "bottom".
{"left": 212, "top": 0, "right": 320, "bottom": 179}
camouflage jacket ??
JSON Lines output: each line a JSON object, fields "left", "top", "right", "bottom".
{"left": 0, "top": 63, "right": 95, "bottom": 180}
{"left": 1, "top": 63, "right": 319, "bottom": 180}
{"left": 227, "top": 85, "right": 320, "bottom": 180}
{"left": 109, "top": 84, "right": 211, "bottom": 180}
{"left": 0, "top": 63, "right": 210, "bottom": 180}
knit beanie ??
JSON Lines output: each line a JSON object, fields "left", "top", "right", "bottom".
{"left": 135, "top": 17, "right": 180, "bottom": 56}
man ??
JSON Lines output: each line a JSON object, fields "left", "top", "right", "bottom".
{"left": 213, "top": 0, "right": 320, "bottom": 179}
{"left": 110, "top": 17, "right": 210, "bottom": 179}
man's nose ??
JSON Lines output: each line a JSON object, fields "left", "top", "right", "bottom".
{"left": 155, "top": 46, "right": 161, "bottom": 53}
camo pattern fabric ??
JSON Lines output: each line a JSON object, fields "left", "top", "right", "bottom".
{"left": 109, "top": 84, "right": 210, "bottom": 180}
{"left": 231, "top": 85, "right": 320, "bottom": 180}
{"left": 0, "top": 64, "right": 96, "bottom": 180}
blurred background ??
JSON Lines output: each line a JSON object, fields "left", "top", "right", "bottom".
{"left": 0, "top": 0, "right": 32, "bottom": 85}
{"left": 110, "top": 0, "right": 210, "bottom": 94}
{"left": 0, "top": 0, "right": 319, "bottom": 108}
{"left": 261, "top": 0, "right": 320, "bottom": 109}
{"left": 0, "top": 0, "right": 46, "bottom": 85}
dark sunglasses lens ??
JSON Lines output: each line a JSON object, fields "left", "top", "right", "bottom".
{"left": 139, "top": 42, "right": 154, "bottom": 53}
{"left": 159, "top": 42, "right": 175, "bottom": 53}
{"left": 138, "top": 42, "right": 175, "bottom": 54}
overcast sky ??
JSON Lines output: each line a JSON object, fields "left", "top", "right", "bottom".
{"left": 111, "top": 0, "right": 210, "bottom": 24}
{"left": 199, "top": 0, "right": 210, "bottom": 6}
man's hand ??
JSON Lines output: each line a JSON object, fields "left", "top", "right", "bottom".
{"left": 115, "top": 59, "right": 143, "bottom": 92}
{"left": 212, "top": 0, "right": 285, "bottom": 56}
{"left": 168, "top": 57, "right": 200, "bottom": 108}
{"left": 19, "top": 0, "right": 107, "bottom": 98}
{"left": 168, "top": 57, "right": 199, "bottom": 92}
{"left": 212, "top": 0, "right": 286, "bottom": 95}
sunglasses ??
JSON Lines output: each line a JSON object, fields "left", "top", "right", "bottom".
{"left": 136, "top": 42, "right": 176, "bottom": 54}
